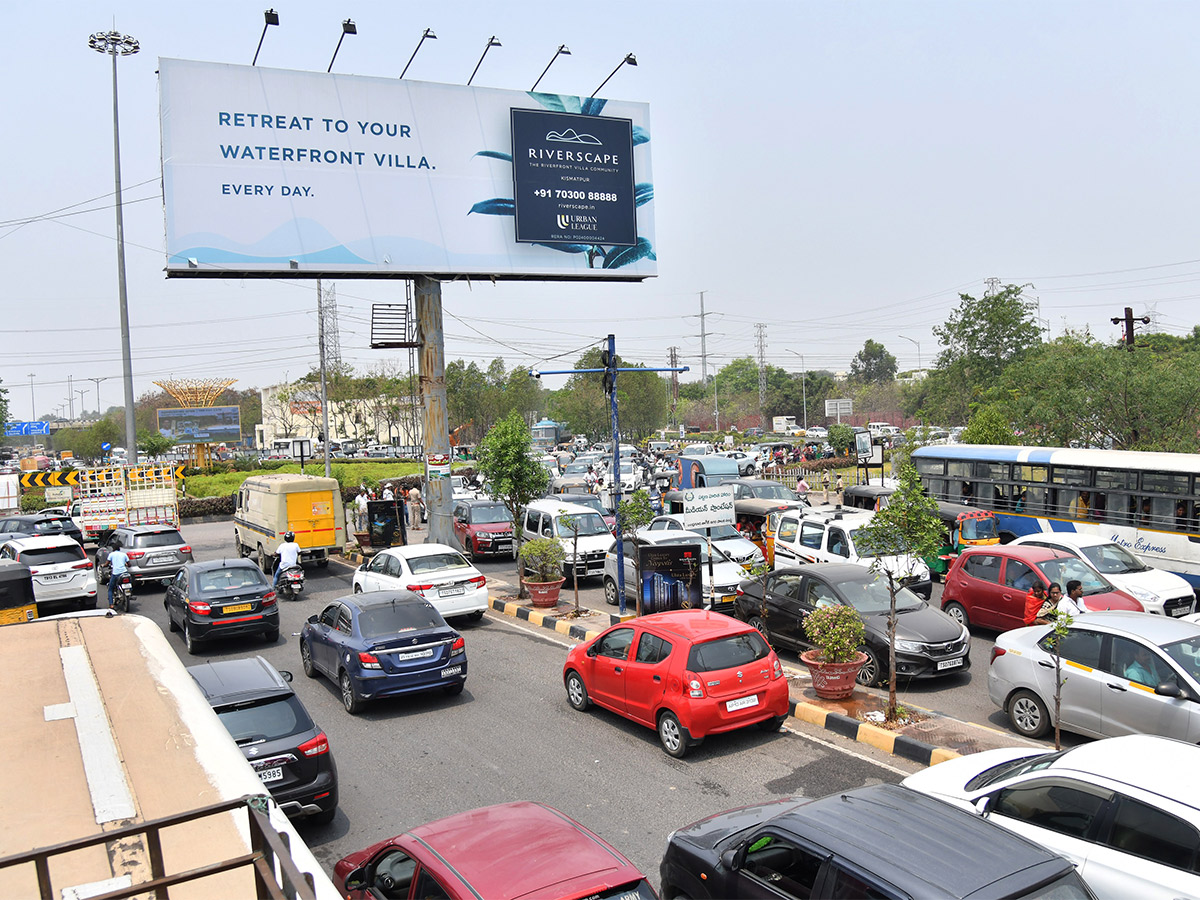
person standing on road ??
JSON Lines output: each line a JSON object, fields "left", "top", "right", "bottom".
{"left": 408, "top": 483, "right": 424, "bottom": 531}
{"left": 107, "top": 544, "right": 130, "bottom": 609}
{"left": 835, "top": 473, "right": 844, "bottom": 500}
{"left": 821, "top": 470, "right": 830, "bottom": 503}
{"left": 354, "top": 489, "right": 369, "bottom": 532}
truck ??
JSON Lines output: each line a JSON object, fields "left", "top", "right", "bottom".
{"left": 771, "top": 416, "right": 802, "bottom": 435}
{"left": 0, "top": 611, "right": 338, "bottom": 899}
{"left": 234, "top": 474, "right": 346, "bottom": 570}
{"left": 70, "top": 464, "right": 180, "bottom": 544}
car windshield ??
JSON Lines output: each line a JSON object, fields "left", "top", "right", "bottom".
{"left": 704, "top": 524, "right": 740, "bottom": 540}
{"left": 1036, "top": 558, "right": 1112, "bottom": 595}
{"left": 964, "top": 751, "right": 1064, "bottom": 791}
{"left": 1080, "top": 543, "right": 1148, "bottom": 574}
{"left": 19, "top": 546, "right": 85, "bottom": 566}
{"left": 357, "top": 602, "right": 443, "bottom": 638}
{"left": 959, "top": 516, "right": 998, "bottom": 542}
{"left": 556, "top": 513, "right": 610, "bottom": 536}
{"left": 619, "top": 464, "right": 635, "bottom": 475}
{"left": 1162, "top": 636, "right": 1200, "bottom": 683}
{"left": 408, "top": 552, "right": 471, "bottom": 575}
{"left": 217, "top": 695, "right": 313, "bottom": 744}
{"left": 833, "top": 576, "right": 923, "bottom": 614}
{"left": 31, "top": 519, "right": 68, "bottom": 533}
{"left": 750, "top": 483, "right": 799, "bottom": 501}
{"left": 470, "top": 505, "right": 512, "bottom": 525}
{"left": 134, "top": 530, "right": 184, "bottom": 548}
{"left": 564, "top": 463, "right": 590, "bottom": 474}
{"left": 848, "top": 529, "right": 907, "bottom": 559}
{"left": 687, "top": 631, "right": 770, "bottom": 672}
{"left": 197, "top": 567, "right": 267, "bottom": 592}
{"left": 564, "top": 497, "right": 608, "bottom": 516}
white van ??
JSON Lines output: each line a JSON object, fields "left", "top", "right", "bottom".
{"left": 772, "top": 508, "right": 933, "bottom": 598}
{"left": 682, "top": 442, "right": 714, "bottom": 456}
{"left": 518, "top": 499, "right": 614, "bottom": 580}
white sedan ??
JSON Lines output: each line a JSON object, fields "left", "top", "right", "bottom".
{"left": 903, "top": 735, "right": 1200, "bottom": 900}
{"left": 352, "top": 544, "right": 487, "bottom": 621}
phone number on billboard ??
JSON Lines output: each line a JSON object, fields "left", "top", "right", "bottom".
{"left": 532, "top": 189, "right": 620, "bottom": 201}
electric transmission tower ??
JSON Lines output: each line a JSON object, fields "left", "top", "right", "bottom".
{"left": 667, "top": 346, "right": 680, "bottom": 428}
{"left": 984, "top": 276, "right": 1002, "bottom": 298}
{"left": 755, "top": 322, "right": 768, "bottom": 430}
{"left": 320, "top": 281, "right": 342, "bottom": 371}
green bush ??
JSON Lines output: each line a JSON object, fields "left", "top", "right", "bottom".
{"left": 517, "top": 537, "right": 566, "bottom": 582}
{"left": 179, "top": 495, "right": 236, "bottom": 518}
{"left": 20, "top": 494, "right": 48, "bottom": 513}
{"left": 802, "top": 603, "right": 865, "bottom": 663}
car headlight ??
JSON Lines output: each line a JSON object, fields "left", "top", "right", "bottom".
{"left": 1127, "top": 586, "right": 1161, "bottom": 605}
{"left": 895, "top": 639, "right": 925, "bottom": 653}
{"left": 564, "top": 552, "right": 577, "bottom": 562}
{"left": 959, "top": 622, "right": 970, "bottom": 642}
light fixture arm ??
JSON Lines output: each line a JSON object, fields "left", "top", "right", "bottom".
{"left": 531, "top": 44, "right": 570, "bottom": 92}
{"left": 467, "top": 35, "right": 501, "bottom": 86}
{"left": 400, "top": 28, "right": 437, "bottom": 79}
{"left": 590, "top": 53, "right": 636, "bottom": 98}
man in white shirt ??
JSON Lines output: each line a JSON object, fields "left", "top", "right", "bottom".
{"left": 274, "top": 531, "right": 301, "bottom": 587}
{"left": 354, "top": 490, "right": 369, "bottom": 531}
{"left": 382, "top": 483, "right": 395, "bottom": 501}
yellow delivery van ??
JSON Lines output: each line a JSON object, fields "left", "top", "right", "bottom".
{"left": 233, "top": 474, "right": 346, "bottom": 571}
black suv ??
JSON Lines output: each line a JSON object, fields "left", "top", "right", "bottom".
{"left": 189, "top": 656, "right": 338, "bottom": 825}
{"left": 0, "top": 514, "right": 84, "bottom": 547}
{"left": 660, "top": 783, "right": 1094, "bottom": 900}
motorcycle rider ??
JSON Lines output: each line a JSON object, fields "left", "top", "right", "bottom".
{"left": 107, "top": 542, "right": 130, "bottom": 610}
{"left": 274, "top": 531, "right": 301, "bottom": 588}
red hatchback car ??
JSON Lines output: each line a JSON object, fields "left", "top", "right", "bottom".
{"left": 941, "top": 544, "right": 1142, "bottom": 632}
{"left": 334, "top": 801, "right": 657, "bottom": 900}
{"left": 563, "top": 609, "right": 790, "bottom": 758}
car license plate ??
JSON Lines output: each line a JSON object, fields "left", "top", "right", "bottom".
{"left": 150, "top": 553, "right": 174, "bottom": 564}
{"left": 395, "top": 648, "right": 434, "bottom": 661}
{"left": 42, "top": 573, "right": 69, "bottom": 582}
{"left": 937, "top": 657, "right": 964, "bottom": 671}
{"left": 439, "top": 585, "right": 466, "bottom": 597}
{"left": 256, "top": 766, "right": 283, "bottom": 784}
{"left": 1170, "top": 605, "right": 1190, "bottom": 617}
{"left": 726, "top": 694, "right": 760, "bottom": 712}
{"left": 441, "top": 665, "right": 462, "bottom": 677}
{"left": 224, "top": 603, "right": 253, "bottom": 614}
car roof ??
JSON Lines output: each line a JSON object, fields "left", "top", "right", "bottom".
{"left": 772, "top": 562, "right": 877, "bottom": 581}
{"left": 636, "top": 529, "right": 714, "bottom": 545}
{"left": 186, "top": 558, "right": 263, "bottom": 574}
{"left": 187, "top": 655, "right": 292, "bottom": 706}
{"left": 8, "top": 513, "right": 72, "bottom": 523}
{"left": 385, "top": 543, "right": 464, "bottom": 559}
{"left": 404, "top": 801, "right": 645, "bottom": 900}
{"left": 798, "top": 508, "right": 875, "bottom": 525}
{"left": 459, "top": 499, "right": 505, "bottom": 507}
{"left": 1051, "top": 735, "right": 1200, "bottom": 805}
{"left": 1069, "top": 610, "right": 1200, "bottom": 643}
{"left": 1012, "top": 532, "right": 1111, "bottom": 549}
{"left": 631, "top": 609, "right": 756, "bottom": 642}
{"left": 527, "top": 500, "right": 603, "bottom": 517}
{"left": 782, "top": 784, "right": 1072, "bottom": 897}
{"left": 2, "top": 535, "right": 83, "bottom": 550}
{"left": 343, "top": 590, "right": 438, "bottom": 614}
{"left": 119, "top": 524, "right": 182, "bottom": 534}
{"left": 960, "top": 545, "right": 1073, "bottom": 563}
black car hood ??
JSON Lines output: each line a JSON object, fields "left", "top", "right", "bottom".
{"left": 672, "top": 797, "right": 810, "bottom": 851}
{"left": 864, "top": 603, "right": 961, "bottom": 644}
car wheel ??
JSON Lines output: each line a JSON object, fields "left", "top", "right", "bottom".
{"left": 300, "top": 640, "right": 317, "bottom": 678}
{"left": 443, "top": 682, "right": 465, "bottom": 696}
{"left": 565, "top": 671, "right": 590, "bottom": 711}
{"left": 757, "top": 714, "right": 787, "bottom": 732}
{"left": 262, "top": 626, "right": 279, "bottom": 643}
{"left": 943, "top": 601, "right": 970, "bottom": 629}
{"left": 748, "top": 616, "right": 768, "bottom": 640}
{"left": 856, "top": 646, "right": 883, "bottom": 687}
{"left": 657, "top": 710, "right": 690, "bottom": 758}
{"left": 603, "top": 577, "right": 619, "bottom": 606}
{"left": 1008, "top": 689, "right": 1051, "bottom": 739}
{"left": 184, "top": 621, "right": 199, "bottom": 655}
{"left": 340, "top": 671, "right": 363, "bottom": 714}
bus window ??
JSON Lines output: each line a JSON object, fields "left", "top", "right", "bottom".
{"left": 1050, "top": 466, "right": 1091, "bottom": 486}
{"left": 1096, "top": 468, "right": 1137, "bottom": 492}
{"left": 914, "top": 458, "right": 944, "bottom": 476}
{"left": 1139, "top": 497, "right": 1175, "bottom": 530}
{"left": 1016, "top": 465, "right": 1048, "bottom": 484}
{"left": 1019, "top": 486, "right": 1049, "bottom": 515}
{"left": 1107, "top": 493, "right": 1135, "bottom": 526}
{"left": 1143, "top": 472, "right": 1190, "bottom": 496}
{"left": 947, "top": 461, "right": 971, "bottom": 480}
{"left": 1060, "top": 489, "right": 1093, "bottom": 520}
{"left": 924, "top": 477, "right": 948, "bottom": 501}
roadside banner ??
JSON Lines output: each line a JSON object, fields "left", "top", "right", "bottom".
{"left": 676, "top": 485, "right": 736, "bottom": 531}
{"left": 639, "top": 543, "right": 703, "bottom": 613}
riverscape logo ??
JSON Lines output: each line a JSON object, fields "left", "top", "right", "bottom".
{"left": 546, "top": 128, "right": 602, "bottom": 146}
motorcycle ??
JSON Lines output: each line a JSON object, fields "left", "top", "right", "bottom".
{"left": 277, "top": 565, "right": 305, "bottom": 600}
{"left": 112, "top": 572, "right": 133, "bottom": 614}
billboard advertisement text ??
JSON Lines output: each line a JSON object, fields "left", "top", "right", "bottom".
{"left": 157, "top": 407, "right": 242, "bottom": 445}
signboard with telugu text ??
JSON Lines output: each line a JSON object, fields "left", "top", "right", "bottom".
{"left": 676, "top": 485, "right": 736, "bottom": 531}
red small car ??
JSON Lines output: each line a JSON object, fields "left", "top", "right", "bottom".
{"left": 941, "top": 544, "right": 1142, "bottom": 632}
{"left": 563, "top": 610, "right": 790, "bottom": 758}
{"left": 334, "top": 801, "right": 657, "bottom": 900}
{"left": 451, "top": 499, "right": 515, "bottom": 559}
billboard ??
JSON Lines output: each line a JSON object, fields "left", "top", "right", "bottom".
{"left": 675, "top": 486, "right": 736, "bottom": 531}
{"left": 157, "top": 407, "right": 242, "bottom": 445}
{"left": 639, "top": 543, "right": 704, "bottom": 614}
{"left": 158, "top": 59, "right": 656, "bottom": 281}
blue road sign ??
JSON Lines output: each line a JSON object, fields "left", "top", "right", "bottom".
{"left": 101, "top": 442, "right": 113, "bottom": 451}
{"left": 5, "top": 421, "right": 50, "bottom": 436}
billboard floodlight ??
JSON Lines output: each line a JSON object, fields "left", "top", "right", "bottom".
{"left": 328, "top": 19, "right": 357, "bottom": 73}
{"left": 400, "top": 28, "right": 437, "bottom": 79}
{"left": 253, "top": 9, "right": 279, "bottom": 66}
{"left": 591, "top": 53, "right": 637, "bottom": 98}
{"left": 467, "top": 35, "right": 501, "bottom": 86}
{"left": 531, "top": 44, "right": 570, "bottom": 92}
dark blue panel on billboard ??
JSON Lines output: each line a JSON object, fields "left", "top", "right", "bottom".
{"left": 510, "top": 109, "right": 637, "bottom": 247}
{"left": 156, "top": 406, "right": 242, "bottom": 445}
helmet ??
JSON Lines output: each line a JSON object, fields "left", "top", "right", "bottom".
{"left": 284, "top": 531, "right": 296, "bottom": 542}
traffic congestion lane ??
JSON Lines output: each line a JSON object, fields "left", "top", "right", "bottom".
{"left": 157, "top": 520, "right": 914, "bottom": 888}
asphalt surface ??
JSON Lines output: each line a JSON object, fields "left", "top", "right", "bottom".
{"left": 122, "top": 519, "right": 918, "bottom": 889}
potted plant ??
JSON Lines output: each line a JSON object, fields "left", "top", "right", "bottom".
{"left": 800, "top": 603, "right": 867, "bottom": 700}
{"left": 518, "top": 537, "right": 567, "bottom": 608}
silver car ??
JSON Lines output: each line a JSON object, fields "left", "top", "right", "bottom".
{"left": 98, "top": 524, "right": 194, "bottom": 586}
{"left": 989, "top": 611, "right": 1200, "bottom": 741}
{"left": 643, "top": 515, "right": 765, "bottom": 570}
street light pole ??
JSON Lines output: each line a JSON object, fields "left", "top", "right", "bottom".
{"left": 88, "top": 377, "right": 108, "bottom": 416}
{"left": 76, "top": 390, "right": 88, "bottom": 419}
{"left": 89, "top": 29, "right": 139, "bottom": 465}
{"left": 897, "top": 335, "right": 921, "bottom": 374}
{"left": 786, "top": 350, "right": 807, "bottom": 431}
{"left": 27, "top": 374, "right": 34, "bottom": 421}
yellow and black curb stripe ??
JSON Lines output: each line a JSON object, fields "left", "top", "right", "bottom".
{"left": 787, "top": 701, "right": 960, "bottom": 766}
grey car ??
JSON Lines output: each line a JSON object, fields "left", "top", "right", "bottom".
{"left": 98, "top": 524, "right": 194, "bottom": 586}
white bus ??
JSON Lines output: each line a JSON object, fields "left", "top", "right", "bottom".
{"left": 912, "top": 444, "right": 1200, "bottom": 599}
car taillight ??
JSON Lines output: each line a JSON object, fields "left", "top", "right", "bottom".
{"left": 990, "top": 646, "right": 1006, "bottom": 665}
{"left": 685, "top": 671, "right": 705, "bottom": 698}
{"left": 261, "top": 591, "right": 277, "bottom": 607}
{"left": 468, "top": 575, "right": 486, "bottom": 587}
{"left": 772, "top": 656, "right": 783, "bottom": 679}
{"left": 297, "top": 732, "right": 330, "bottom": 757}
{"left": 180, "top": 545, "right": 192, "bottom": 554}
{"left": 127, "top": 551, "right": 145, "bottom": 560}
{"left": 358, "top": 651, "right": 382, "bottom": 670}
{"left": 188, "top": 600, "right": 211, "bottom": 615}
{"left": 450, "top": 636, "right": 466, "bottom": 656}
{"left": 406, "top": 584, "right": 432, "bottom": 598}
{"left": 72, "top": 560, "right": 94, "bottom": 570}
{"left": 28, "top": 568, "right": 40, "bottom": 576}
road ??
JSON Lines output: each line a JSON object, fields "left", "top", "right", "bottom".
{"left": 126, "top": 519, "right": 919, "bottom": 887}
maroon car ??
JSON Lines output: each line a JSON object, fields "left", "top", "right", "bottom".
{"left": 451, "top": 500, "right": 514, "bottom": 559}
{"left": 334, "top": 801, "right": 656, "bottom": 900}
{"left": 941, "top": 544, "right": 1142, "bottom": 632}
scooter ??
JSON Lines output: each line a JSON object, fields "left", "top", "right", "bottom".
{"left": 277, "top": 565, "right": 305, "bottom": 600}
{"left": 112, "top": 572, "right": 133, "bottom": 614}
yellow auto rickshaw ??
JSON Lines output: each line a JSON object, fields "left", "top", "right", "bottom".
{"left": 733, "top": 498, "right": 809, "bottom": 566}
{"left": 0, "top": 558, "right": 37, "bottom": 626}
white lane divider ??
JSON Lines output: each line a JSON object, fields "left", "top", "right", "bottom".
{"left": 44, "top": 645, "right": 136, "bottom": 823}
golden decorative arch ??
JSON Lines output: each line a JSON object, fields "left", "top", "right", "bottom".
{"left": 154, "top": 378, "right": 236, "bottom": 408}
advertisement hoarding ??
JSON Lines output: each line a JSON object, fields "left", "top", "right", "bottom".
{"left": 676, "top": 486, "right": 736, "bottom": 531}
{"left": 855, "top": 430, "right": 873, "bottom": 460}
{"left": 157, "top": 407, "right": 242, "bottom": 445}
{"left": 639, "top": 543, "right": 703, "bottom": 614}
{"left": 159, "top": 59, "right": 656, "bottom": 281}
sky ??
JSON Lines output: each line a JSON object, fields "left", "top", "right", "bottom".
{"left": 6, "top": 1, "right": 1200, "bottom": 423}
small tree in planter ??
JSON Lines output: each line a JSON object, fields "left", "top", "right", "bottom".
{"left": 1046, "top": 607, "right": 1074, "bottom": 751}
{"left": 800, "top": 603, "right": 867, "bottom": 700}
{"left": 517, "top": 537, "right": 567, "bottom": 608}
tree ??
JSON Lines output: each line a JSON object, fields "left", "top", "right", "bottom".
{"left": 933, "top": 285, "right": 1042, "bottom": 379}
{"left": 852, "top": 464, "right": 944, "bottom": 720}
{"left": 0, "top": 380, "right": 8, "bottom": 427}
{"left": 474, "top": 411, "right": 549, "bottom": 596}
{"left": 827, "top": 423, "right": 854, "bottom": 457}
{"left": 959, "top": 403, "right": 1017, "bottom": 445}
{"left": 137, "top": 429, "right": 176, "bottom": 459}
{"left": 849, "top": 340, "right": 897, "bottom": 384}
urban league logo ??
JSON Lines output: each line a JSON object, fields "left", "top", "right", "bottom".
{"left": 555, "top": 212, "right": 600, "bottom": 233}
{"left": 545, "top": 128, "right": 602, "bottom": 146}
{"left": 557, "top": 214, "right": 570, "bottom": 229}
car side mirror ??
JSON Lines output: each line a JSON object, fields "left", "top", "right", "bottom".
{"left": 307, "top": 614, "right": 319, "bottom": 624}
{"left": 719, "top": 847, "right": 741, "bottom": 871}
{"left": 342, "top": 867, "right": 367, "bottom": 891}
{"left": 279, "top": 670, "right": 293, "bottom": 682}
{"left": 587, "top": 644, "right": 598, "bottom": 658}
{"left": 1156, "top": 680, "right": 1184, "bottom": 698}
{"left": 973, "top": 796, "right": 991, "bottom": 815}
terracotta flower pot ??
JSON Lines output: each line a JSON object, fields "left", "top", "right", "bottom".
{"left": 525, "top": 577, "right": 566, "bottom": 608}
{"left": 800, "top": 649, "right": 868, "bottom": 700}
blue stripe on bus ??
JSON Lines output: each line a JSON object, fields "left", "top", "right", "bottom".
{"left": 1048, "top": 519, "right": 1079, "bottom": 533}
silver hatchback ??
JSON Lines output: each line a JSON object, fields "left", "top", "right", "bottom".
{"left": 98, "top": 525, "right": 194, "bottom": 586}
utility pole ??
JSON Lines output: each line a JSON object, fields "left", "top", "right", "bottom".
{"left": 316, "top": 280, "right": 332, "bottom": 476}
{"left": 88, "top": 378, "right": 108, "bottom": 416}
{"left": 984, "top": 276, "right": 1002, "bottom": 298}
{"left": 698, "top": 291, "right": 708, "bottom": 384}
{"left": 755, "top": 323, "right": 767, "bottom": 431}
{"left": 28, "top": 374, "right": 34, "bottom": 421}
{"left": 667, "top": 346, "right": 679, "bottom": 429}
{"left": 68, "top": 375, "right": 74, "bottom": 421}
{"left": 415, "top": 276, "right": 453, "bottom": 547}
{"left": 1111, "top": 306, "right": 1151, "bottom": 351}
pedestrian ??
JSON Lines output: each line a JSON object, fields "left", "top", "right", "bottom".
{"left": 797, "top": 474, "right": 810, "bottom": 501}
{"left": 381, "top": 482, "right": 395, "bottom": 502}
{"left": 835, "top": 473, "right": 844, "bottom": 499}
{"left": 354, "top": 489, "right": 369, "bottom": 532}
{"left": 407, "top": 482, "right": 424, "bottom": 531}
{"left": 821, "top": 470, "right": 831, "bottom": 504}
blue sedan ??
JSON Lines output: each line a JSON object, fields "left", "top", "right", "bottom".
{"left": 299, "top": 592, "right": 468, "bottom": 714}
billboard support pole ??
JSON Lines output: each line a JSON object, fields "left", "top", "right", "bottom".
{"left": 415, "top": 277, "right": 451, "bottom": 546}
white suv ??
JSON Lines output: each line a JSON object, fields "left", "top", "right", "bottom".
{"left": 0, "top": 536, "right": 97, "bottom": 611}
{"left": 518, "top": 499, "right": 614, "bottom": 580}
{"left": 1010, "top": 532, "right": 1195, "bottom": 617}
